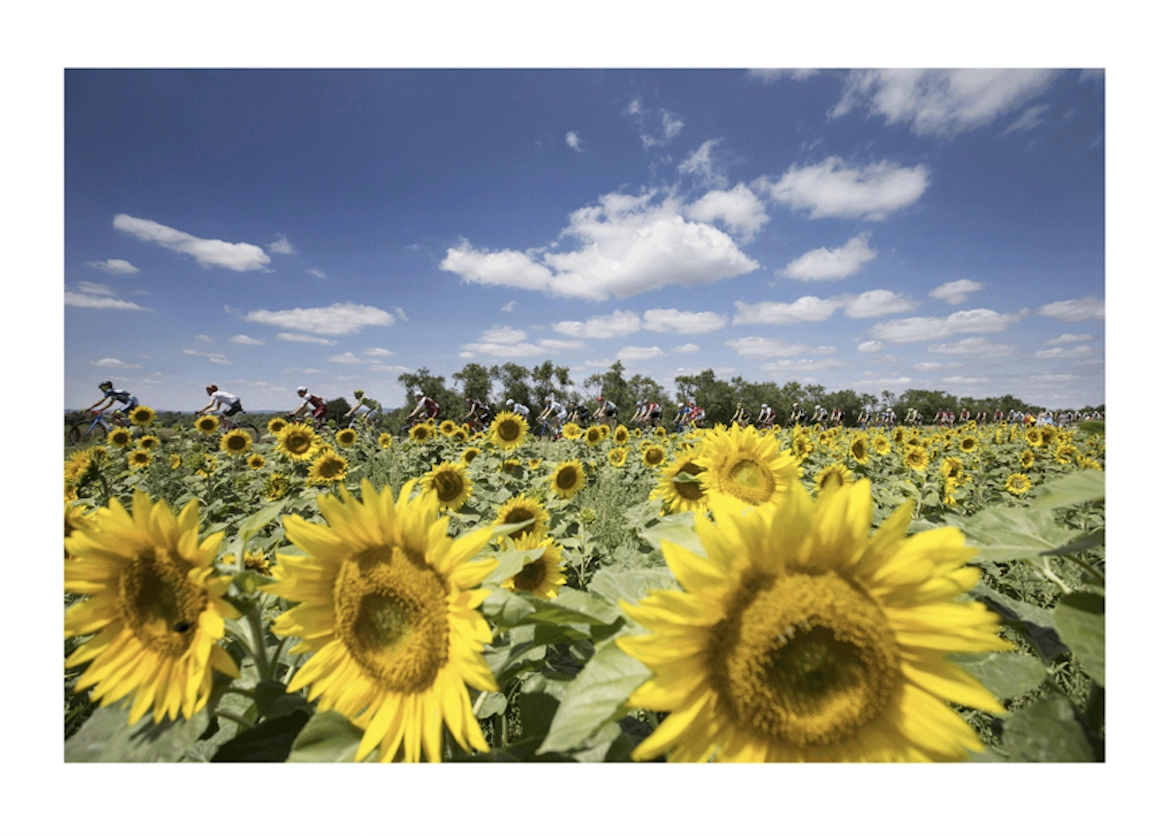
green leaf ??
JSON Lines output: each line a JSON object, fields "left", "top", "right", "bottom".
{"left": 65, "top": 702, "right": 210, "bottom": 762}
{"left": 1002, "top": 695, "right": 1096, "bottom": 762}
{"left": 962, "top": 506, "right": 1072, "bottom": 564}
{"left": 481, "top": 587, "right": 536, "bottom": 626}
{"left": 1031, "top": 470, "right": 1105, "bottom": 510}
{"left": 536, "top": 638, "right": 650, "bottom": 755}
{"left": 639, "top": 512, "right": 705, "bottom": 557}
{"left": 1040, "top": 528, "right": 1105, "bottom": 557}
{"left": 474, "top": 691, "right": 508, "bottom": 719}
{"left": 588, "top": 567, "right": 680, "bottom": 606}
{"left": 1052, "top": 592, "right": 1105, "bottom": 686}
{"left": 237, "top": 497, "right": 287, "bottom": 543}
{"left": 210, "top": 712, "right": 309, "bottom": 762}
{"left": 952, "top": 652, "right": 1048, "bottom": 700}
{"left": 483, "top": 546, "right": 545, "bottom": 585}
{"left": 287, "top": 710, "right": 374, "bottom": 762}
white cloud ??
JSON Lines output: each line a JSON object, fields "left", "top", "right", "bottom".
{"left": 782, "top": 233, "right": 877, "bottom": 281}
{"left": 362, "top": 347, "right": 394, "bottom": 358}
{"left": 393, "top": 307, "right": 408, "bottom": 322}
{"left": 1047, "top": 333, "right": 1094, "bottom": 346}
{"left": 747, "top": 69, "right": 818, "bottom": 82}
{"left": 194, "top": 334, "right": 214, "bottom": 343}
{"left": 928, "top": 337, "right": 1016, "bottom": 357}
{"left": 65, "top": 287, "right": 147, "bottom": 310}
{"left": 841, "top": 289, "right": 918, "bottom": 319}
{"left": 930, "top": 279, "right": 985, "bottom": 304}
{"left": 869, "top": 308, "right": 1025, "bottom": 343}
{"left": 308, "top": 268, "right": 326, "bottom": 278}
{"left": 617, "top": 346, "right": 665, "bottom": 361}
{"left": 678, "top": 140, "right": 727, "bottom": 188}
{"left": 725, "top": 336, "right": 808, "bottom": 359}
{"left": 91, "top": 357, "right": 141, "bottom": 369}
{"left": 442, "top": 192, "right": 758, "bottom": 300}
{"left": 857, "top": 340, "right": 884, "bottom": 353}
{"left": 328, "top": 352, "right": 363, "bottom": 364}
{"left": 856, "top": 376, "right": 912, "bottom": 388}
{"left": 501, "top": 300, "right": 517, "bottom": 312}
{"left": 113, "top": 214, "right": 271, "bottom": 271}
{"left": 565, "top": 131, "right": 583, "bottom": 151}
{"left": 913, "top": 361, "right": 956, "bottom": 371}
{"left": 732, "top": 295, "right": 841, "bottom": 325}
{"left": 998, "top": 104, "right": 1049, "bottom": 136}
{"left": 229, "top": 335, "right": 265, "bottom": 345}
{"left": 625, "top": 98, "right": 684, "bottom": 149}
{"left": 553, "top": 310, "right": 643, "bottom": 339}
{"left": 277, "top": 332, "right": 337, "bottom": 345}
{"left": 1038, "top": 297, "right": 1105, "bottom": 321}
{"left": 831, "top": 69, "right": 1059, "bottom": 138}
{"left": 760, "top": 357, "right": 846, "bottom": 374}
{"left": 478, "top": 326, "right": 528, "bottom": 345}
{"left": 757, "top": 157, "right": 930, "bottom": 221}
{"left": 459, "top": 326, "right": 578, "bottom": 360}
{"left": 642, "top": 308, "right": 728, "bottom": 335}
{"left": 76, "top": 281, "right": 116, "bottom": 296}
{"left": 244, "top": 302, "right": 395, "bottom": 335}
{"left": 86, "top": 258, "right": 139, "bottom": 274}
{"left": 684, "top": 184, "right": 769, "bottom": 242}
{"left": 1035, "top": 345, "right": 1094, "bottom": 359}
{"left": 672, "top": 343, "right": 700, "bottom": 353}
{"left": 183, "top": 349, "right": 231, "bottom": 365}
{"left": 941, "top": 376, "right": 991, "bottom": 385}
{"left": 538, "top": 338, "right": 585, "bottom": 351}
{"left": 267, "top": 234, "right": 296, "bottom": 255}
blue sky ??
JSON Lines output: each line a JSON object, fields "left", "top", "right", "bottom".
{"left": 65, "top": 68, "right": 1105, "bottom": 412}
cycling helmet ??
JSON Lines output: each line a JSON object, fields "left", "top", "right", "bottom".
{"left": 98, "top": 380, "right": 112, "bottom": 391}
{"left": 353, "top": 389, "right": 364, "bottom": 398}
{"left": 207, "top": 384, "right": 218, "bottom": 394}
{"left": 677, "top": 403, "right": 683, "bottom": 408}
{"left": 506, "top": 399, "right": 514, "bottom": 406}
{"left": 297, "top": 386, "right": 308, "bottom": 395}
{"left": 414, "top": 392, "right": 423, "bottom": 400}
{"left": 597, "top": 396, "right": 605, "bottom": 402}
{"left": 761, "top": 403, "right": 768, "bottom": 409}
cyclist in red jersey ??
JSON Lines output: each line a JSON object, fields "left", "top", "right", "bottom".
{"left": 289, "top": 386, "right": 327, "bottom": 427}
{"left": 407, "top": 392, "right": 441, "bottom": 423}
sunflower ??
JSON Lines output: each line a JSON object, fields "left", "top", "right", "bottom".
{"left": 421, "top": 461, "right": 473, "bottom": 511}
{"left": 461, "top": 447, "right": 481, "bottom": 466}
{"left": 243, "top": 550, "right": 272, "bottom": 576}
{"left": 617, "top": 481, "right": 1010, "bottom": 762}
{"left": 64, "top": 492, "right": 241, "bottom": 725}
{"left": 608, "top": 447, "right": 629, "bottom": 468}
{"left": 493, "top": 495, "right": 550, "bottom": 542}
{"left": 489, "top": 411, "right": 528, "bottom": 451}
{"left": 247, "top": 453, "right": 265, "bottom": 470}
{"left": 501, "top": 532, "right": 567, "bottom": 600}
{"left": 815, "top": 462, "right": 854, "bottom": 494}
{"left": 500, "top": 458, "right": 523, "bottom": 476}
{"left": 903, "top": 446, "right": 929, "bottom": 471}
{"left": 220, "top": 428, "right": 253, "bottom": 456}
{"left": 453, "top": 426, "right": 469, "bottom": 442}
{"left": 335, "top": 427, "right": 359, "bottom": 448}
{"left": 267, "top": 417, "right": 289, "bottom": 436}
{"left": 276, "top": 424, "right": 319, "bottom": 461}
{"left": 790, "top": 433, "right": 814, "bottom": 461}
{"left": 194, "top": 414, "right": 220, "bottom": 435}
{"left": 871, "top": 435, "right": 891, "bottom": 456}
{"left": 650, "top": 453, "right": 708, "bottom": 515}
{"left": 613, "top": 425, "right": 630, "bottom": 446}
{"left": 65, "top": 502, "right": 99, "bottom": 559}
{"left": 584, "top": 425, "right": 605, "bottom": 447}
{"left": 1024, "top": 428, "right": 1043, "bottom": 448}
{"left": 848, "top": 434, "right": 869, "bottom": 466}
{"left": 128, "top": 405, "right": 156, "bottom": 427}
{"left": 959, "top": 435, "right": 979, "bottom": 453}
{"left": 549, "top": 460, "right": 587, "bottom": 500}
{"left": 269, "top": 480, "right": 498, "bottom": 763}
{"left": 641, "top": 444, "right": 667, "bottom": 468}
{"left": 1078, "top": 456, "right": 1103, "bottom": 471}
{"left": 940, "top": 456, "right": 964, "bottom": 480}
{"left": 309, "top": 451, "right": 349, "bottom": 484}
{"left": 378, "top": 432, "right": 393, "bottom": 449}
{"left": 107, "top": 426, "right": 133, "bottom": 448}
{"left": 438, "top": 419, "right": 458, "bottom": 437}
{"left": 1005, "top": 473, "right": 1031, "bottom": 496}
{"left": 1055, "top": 443, "right": 1078, "bottom": 465}
{"left": 137, "top": 434, "right": 161, "bottom": 451}
{"left": 170, "top": 453, "right": 182, "bottom": 471}
{"left": 528, "top": 458, "right": 544, "bottom": 470}
{"left": 410, "top": 422, "right": 435, "bottom": 443}
{"left": 1019, "top": 449, "right": 1035, "bottom": 470}
{"left": 562, "top": 422, "right": 583, "bottom": 441}
{"left": 655, "top": 425, "right": 668, "bottom": 438}
{"left": 266, "top": 472, "right": 291, "bottom": 501}
{"left": 64, "top": 449, "right": 99, "bottom": 488}
{"left": 127, "top": 449, "right": 152, "bottom": 470}
{"left": 694, "top": 424, "right": 802, "bottom": 509}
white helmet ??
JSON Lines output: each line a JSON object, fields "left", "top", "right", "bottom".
{"left": 677, "top": 403, "right": 683, "bottom": 408}
{"left": 816, "top": 405, "right": 821, "bottom": 410}
{"left": 761, "top": 403, "right": 768, "bottom": 409}
{"left": 297, "top": 386, "right": 307, "bottom": 395}
{"left": 506, "top": 398, "right": 514, "bottom": 406}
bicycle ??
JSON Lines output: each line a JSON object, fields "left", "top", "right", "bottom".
{"left": 67, "top": 410, "right": 125, "bottom": 445}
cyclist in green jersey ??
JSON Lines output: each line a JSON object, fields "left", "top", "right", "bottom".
{"left": 343, "top": 389, "right": 383, "bottom": 430}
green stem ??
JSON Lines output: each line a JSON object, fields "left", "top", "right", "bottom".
{"left": 216, "top": 710, "right": 255, "bottom": 730}
{"left": 246, "top": 602, "right": 273, "bottom": 680}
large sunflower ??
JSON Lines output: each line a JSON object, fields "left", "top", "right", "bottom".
{"left": 612, "top": 425, "right": 630, "bottom": 446}
{"left": 107, "top": 426, "right": 133, "bottom": 448}
{"left": 129, "top": 405, "right": 156, "bottom": 427}
{"left": 247, "top": 453, "right": 266, "bottom": 470}
{"left": 220, "top": 428, "right": 253, "bottom": 456}
{"left": 561, "top": 422, "right": 583, "bottom": 441}
{"left": 421, "top": 461, "right": 474, "bottom": 511}
{"left": 871, "top": 434, "right": 891, "bottom": 456}
{"left": 270, "top": 480, "right": 498, "bottom": 763}
{"left": 815, "top": 462, "right": 854, "bottom": 494}
{"left": 138, "top": 434, "right": 161, "bottom": 451}
{"left": 489, "top": 411, "right": 528, "bottom": 451}
{"left": 127, "top": 449, "right": 152, "bottom": 470}
{"left": 903, "top": 446, "right": 929, "bottom": 471}
{"left": 267, "top": 417, "right": 289, "bottom": 437}
{"left": 584, "top": 425, "right": 605, "bottom": 447}
{"left": 194, "top": 414, "right": 220, "bottom": 435}
{"left": 438, "top": 419, "right": 458, "bottom": 437}
{"left": 694, "top": 424, "right": 802, "bottom": 509}
{"left": 276, "top": 424, "right": 319, "bottom": 461}
{"left": 492, "top": 495, "right": 550, "bottom": 542}
{"left": 64, "top": 492, "right": 241, "bottom": 725}
{"left": 409, "top": 422, "right": 435, "bottom": 443}
{"left": 617, "top": 481, "right": 1010, "bottom": 762}
{"left": 641, "top": 444, "right": 667, "bottom": 468}
{"left": 848, "top": 434, "right": 869, "bottom": 466}
{"left": 549, "top": 459, "right": 587, "bottom": 500}
{"left": 650, "top": 453, "right": 707, "bottom": 514}
{"left": 309, "top": 451, "right": 349, "bottom": 484}
{"left": 461, "top": 446, "right": 481, "bottom": 466}
{"left": 335, "top": 427, "right": 359, "bottom": 448}
{"left": 378, "top": 433, "right": 393, "bottom": 449}
{"left": 501, "top": 532, "right": 567, "bottom": 600}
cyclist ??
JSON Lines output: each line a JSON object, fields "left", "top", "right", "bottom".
{"left": 197, "top": 384, "right": 244, "bottom": 430}
{"left": 406, "top": 392, "right": 441, "bottom": 425}
{"left": 537, "top": 396, "right": 567, "bottom": 438}
{"left": 789, "top": 403, "right": 806, "bottom": 426}
{"left": 594, "top": 395, "right": 618, "bottom": 429}
{"left": 343, "top": 389, "right": 382, "bottom": 431}
{"left": 645, "top": 400, "right": 662, "bottom": 428}
{"left": 812, "top": 404, "right": 828, "bottom": 428}
{"left": 756, "top": 402, "right": 776, "bottom": 429}
{"left": 689, "top": 402, "right": 707, "bottom": 429}
{"left": 85, "top": 380, "right": 136, "bottom": 426}
{"left": 829, "top": 405, "right": 843, "bottom": 427}
{"left": 731, "top": 402, "right": 749, "bottom": 427}
{"left": 976, "top": 409, "right": 988, "bottom": 424}
{"left": 571, "top": 400, "right": 593, "bottom": 426}
{"left": 628, "top": 400, "right": 645, "bottom": 426}
{"left": 463, "top": 397, "right": 491, "bottom": 431}
{"left": 289, "top": 386, "right": 328, "bottom": 428}
{"left": 959, "top": 408, "right": 971, "bottom": 424}
{"left": 505, "top": 398, "right": 531, "bottom": 427}
{"left": 672, "top": 402, "right": 689, "bottom": 433}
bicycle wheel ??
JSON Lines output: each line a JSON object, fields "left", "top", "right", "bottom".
{"left": 66, "top": 423, "right": 81, "bottom": 445}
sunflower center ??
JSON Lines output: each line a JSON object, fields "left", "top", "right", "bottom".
{"left": 645, "top": 449, "right": 664, "bottom": 466}
{"left": 511, "top": 557, "right": 547, "bottom": 592}
{"left": 674, "top": 462, "right": 705, "bottom": 500}
{"left": 433, "top": 470, "right": 466, "bottom": 503}
{"left": 118, "top": 547, "right": 208, "bottom": 656}
{"left": 502, "top": 508, "right": 536, "bottom": 538}
{"left": 556, "top": 467, "right": 579, "bottom": 490}
{"left": 723, "top": 456, "right": 775, "bottom": 505}
{"left": 334, "top": 546, "right": 449, "bottom": 693}
{"left": 285, "top": 432, "right": 312, "bottom": 454}
{"left": 318, "top": 457, "right": 346, "bottom": 479}
{"left": 713, "top": 571, "right": 899, "bottom": 749}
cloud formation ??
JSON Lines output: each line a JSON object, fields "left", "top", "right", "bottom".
{"left": 1038, "top": 297, "right": 1105, "bottom": 321}
{"left": 684, "top": 184, "right": 769, "bottom": 242}
{"left": 782, "top": 233, "right": 876, "bottom": 281}
{"left": 565, "top": 131, "right": 583, "bottom": 151}
{"left": 267, "top": 234, "right": 296, "bottom": 255}
{"left": 869, "top": 308, "right": 1025, "bottom": 343}
{"left": 733, "top": 295, "right": 840, "bottom": 325}
{"left": 113, "top": 214, "right": 271, "bottom": 271}
{"left": 642, "top": 308, "right": 728, "bottom": 334}
{"left": 91, "top": 357, "right": 142, "bottom": 369}
{"left": 65, "top": 282, "right": 147, "bottom": 310}
{"left": 87, "top": 258, "right": 139, "bottom": 274}
{"left": 930, "top": 279, "right": 985, "bottom": 304}
{"left": 244, "top": 302, "right": 395, "bottom": 335}
{"left": 757, "top": 157, "right": 930, "bottom": 221}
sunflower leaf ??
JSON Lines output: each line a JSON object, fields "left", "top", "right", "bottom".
{"left": 65, "top": 702, "right": 210, "bottom": 762}
{"left": 1001, "top": 694, "right": 1097, "bottom": 762}
{"left": 287, "top": 710, "right": 376, "bottom": 762}
{"left": 236, "top": 498, "right": 287, "bottom": 544}
{"left": 961, "top": 506, "right": 1072, "bottom": 564}
{"left": 951, "top": 652, "right": 1048, "bottom": 700}
{"left": 1052, "top": 592, "right": 1105, "bottom": 686}
{"left": 483, "top": 546, "right": 545, "bottom": 585}
{"left": 535, "top": 636, "right": 649, "bottom": 755}
{"left": 588, "top": 567, "right": 681, "bottom": 606}
{"left": 639, "top": 512, "right": 705, "bottom": 557}
{"left": 1030, "top": 471, "right": 1105, "bottom": 511}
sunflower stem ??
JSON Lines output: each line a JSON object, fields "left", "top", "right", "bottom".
{"left": 215, "top": 709, "right": 255, "bottom": 730}
{"left": 246, "top": 601, "right": 274, "bottom": 680}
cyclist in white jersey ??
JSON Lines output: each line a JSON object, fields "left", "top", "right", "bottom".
{"left": 197, "top": 384, "right": 244, "bottom": 430}
{"left": 594, "top": 396, "right": 618, "bottom": 428}
{"left": 537, "top": 396, "right": 567, "bottom": 437}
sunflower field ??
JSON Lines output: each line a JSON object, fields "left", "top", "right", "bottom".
{"left": 63, "top": 413, "right": 1105, "bottom": 764}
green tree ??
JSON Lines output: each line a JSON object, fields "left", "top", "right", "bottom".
{"left": 530, "top": 360, "right": 574, "bottom": 405}
{"left": 324, "top": 397, "right": 350, "bottom": 427}
{"left": 453, "top": 363, "right": 491, "bottom": 403}
{"left": 675, "top": 369, "right": 736, "bottom": 426}
{"left": 396, "top": 367, "right": 460, "bottom": 422}
{"left": 490, "top": 363, "right": 532, "bottom": 410}
{"left": 584, "top": 362, "right": 632, "bottom": 416}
